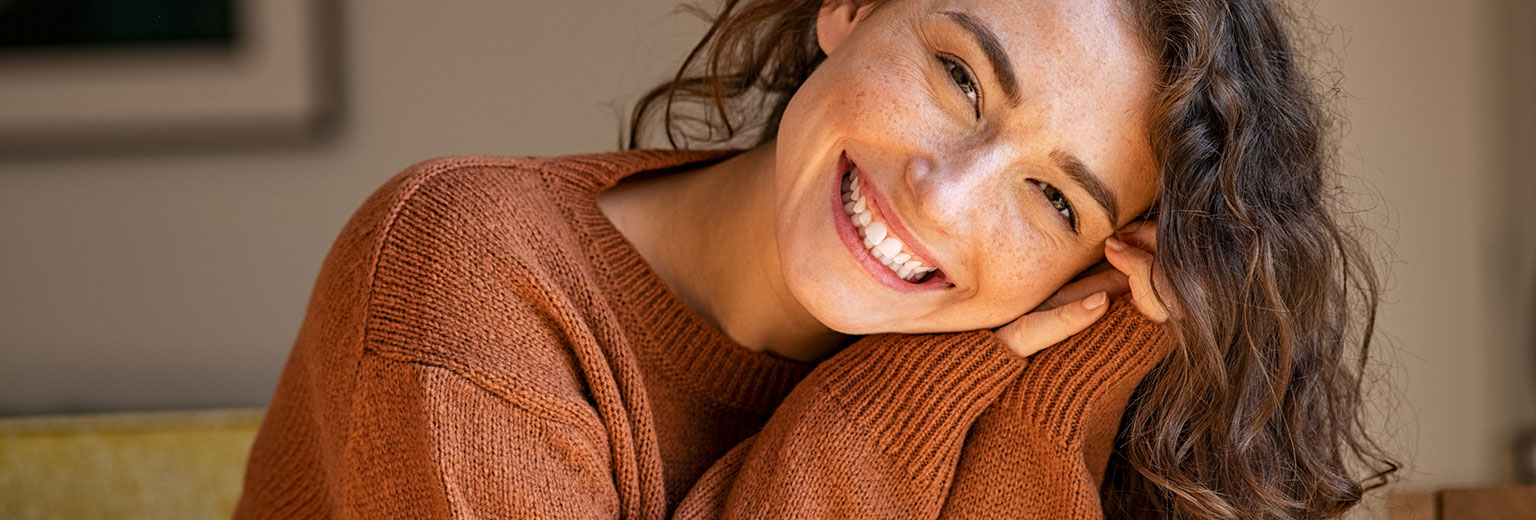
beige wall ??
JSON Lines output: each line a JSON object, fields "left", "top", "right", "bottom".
{"left": 1310, "top": 0, "right": 1536, "bottom": 490}
{"left": 0, "top": 0, "right": 1531, "bottom": 495}
{"left": 0, "top": 0, "right": 704, "bottom": 413}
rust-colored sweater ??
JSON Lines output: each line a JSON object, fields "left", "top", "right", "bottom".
{"left": 235, "top": 150, "right": 1171, "bottom": 519}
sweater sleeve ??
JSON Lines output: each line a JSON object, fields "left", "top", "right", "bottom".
{"left": 237, "top": 156, "right": 631, "bottom": 519}
{"left": 673, "top": 329, "right": 1031, "bottom": 519}
{"left": 937, "top": 298, "right": 1172, "bottom": 519}
{"left": 338, "top": 353, "right": 621, "bottom": 518}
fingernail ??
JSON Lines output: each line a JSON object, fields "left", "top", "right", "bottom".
{"left": 1084, "top": 292, "right": 1107, "bottom": 309}
{"left": 1105, "top": 237, "right": 1125, "bottom": 251}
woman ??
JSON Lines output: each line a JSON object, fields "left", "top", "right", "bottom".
{"left": 237, "top": 0, "right": 1395, "bottom": 518}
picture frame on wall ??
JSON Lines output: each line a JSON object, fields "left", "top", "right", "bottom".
{"left": 0, "top": 0, "right": 338, "bottom": 155}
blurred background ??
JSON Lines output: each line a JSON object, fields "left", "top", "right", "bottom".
{"left": 0, "top": 0, "right": 1532, "bottom": 518}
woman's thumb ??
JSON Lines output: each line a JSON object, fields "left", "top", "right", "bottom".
{"left": 994, "top": 292, "right": 1110, "bottom": 358}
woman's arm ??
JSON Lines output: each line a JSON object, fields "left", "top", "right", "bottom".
{"left": 938, "top": 299, "right": 1171, "bottom": 519}
{"left": 673, "top": 295, "right": 1118, "bottom": 519}
{"left": 337, "top": 354, "right": 623, "bottom": 517}
{"left": 673, "top": 330, "right": 1027, "bottom": 519}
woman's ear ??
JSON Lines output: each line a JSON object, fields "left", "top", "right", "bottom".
{"left": 816, "top": 1, "right": 875, "bottom": 55}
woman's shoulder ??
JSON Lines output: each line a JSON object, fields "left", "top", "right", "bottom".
{"left": 354, "top": 154, "right": 607, "bottom": 344}
{"left": 265, "top": 154, "right": 673, "bottom": 462}
{"left": 372, "top": 149, "right": 733, "bottom": 241}
{"left": 319, "top": 149, "right": 733, "bottom": 371}
{"left": 387, "top": 149, "right": 735, "bottom": 196}
{"left": 364, "top": 149, "right": 737, "bottom": 282}
{"left": 330, "top": 151, "right": 724, "bottom": 393}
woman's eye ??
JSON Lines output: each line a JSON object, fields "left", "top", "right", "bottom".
{"left": 938, "top": 55, "right": 980, "bottom": 117}
{"left": 1036, "top": 181, "right": 1078, "bottom": 232}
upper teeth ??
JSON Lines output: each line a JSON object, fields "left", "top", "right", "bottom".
{"left": 842, "top": 168, "right": 937, "bottom": 282}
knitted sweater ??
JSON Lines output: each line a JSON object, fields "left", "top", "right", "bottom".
{"left": 234, "top": 150, "right": 1171, "bottom": 519}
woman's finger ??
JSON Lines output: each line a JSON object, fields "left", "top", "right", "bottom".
{"left": 1116, "top": 219, "right": 1158, "bottom": 252}
{"left": 996, "top": 291, "right": 1110, "bottom": 358}
{"left": 1034, "top": 268, "right": 1129, "bottom": 312}
{"left": 1104, "top": 237, "right": 1169, "bottom": 323}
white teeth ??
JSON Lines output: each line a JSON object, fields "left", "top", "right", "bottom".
{"left": 873, "top": 236, "right": 903, "bottom": 258}
{"left": 863, "top": 221, "right": 888, "bottom": 245}
{"left": 842, "top": 168, "right": 937, "bottom": 283}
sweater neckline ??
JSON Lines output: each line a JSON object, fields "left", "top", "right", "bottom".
{"left": 547, "top": 149, "right": 817, "bottom": 415}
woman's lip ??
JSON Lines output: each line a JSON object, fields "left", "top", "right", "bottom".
{"left": 831, "top": 151, "right": 952, "bottom": 293}
{"left": 843, "top": 152, "right": 949, "bottom": 278}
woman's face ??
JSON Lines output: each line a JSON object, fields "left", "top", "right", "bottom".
{"left": 774, "top": 0, "right": 1160, "bottom": 334}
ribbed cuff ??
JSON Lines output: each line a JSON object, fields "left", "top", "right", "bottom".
{"left": 807, "top": 330, "right": 1030, "bottom": 475}
{"left": 1012, "top": 299, "right": 1171, "bottom": 441}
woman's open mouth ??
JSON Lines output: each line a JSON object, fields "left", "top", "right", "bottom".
{"left": 831, "top": 151, "right": 952, "bottom": 292}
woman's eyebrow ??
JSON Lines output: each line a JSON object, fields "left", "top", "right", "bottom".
{"left": 939, "top": 10, "right": 1021, "bottom": 107}
{"left": 1050, "top": 149, "right": 1121, "bottom": 225}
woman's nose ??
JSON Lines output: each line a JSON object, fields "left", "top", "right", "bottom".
{"left": 903, "top": 148, "right": 1006, "bottom": 235}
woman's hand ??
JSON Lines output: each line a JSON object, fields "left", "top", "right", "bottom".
{"left": 1103, "top": 220, "right": 1169, "bottom": 323}
{"left": 994, "top": 288, "right": 1111, "bottom": 359}
{"left": 995, "top": 220, "right": 1169, "bottom": 358}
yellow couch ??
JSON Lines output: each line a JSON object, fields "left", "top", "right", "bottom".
{"left": 0, "top": 408, "right": 262, "bottom": 519}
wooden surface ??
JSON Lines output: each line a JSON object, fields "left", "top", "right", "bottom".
{"left": 1390, "top": 490, "right": 1440, "bottom": 520}
{"left": 1392, "top": 484, "right": 1536, "bottom": 520}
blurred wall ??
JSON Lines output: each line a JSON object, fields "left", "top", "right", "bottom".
{"left": 1310, "top": 0, "right": 1536, "bottom": 490}
{"left": 0, "top": 0, "right": 702, "bottom": 412}
{"left": 0, "top": 0, "right": 1532, "bottom": 495}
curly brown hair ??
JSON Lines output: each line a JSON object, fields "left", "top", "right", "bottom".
{"left": 626, "top": 0, "right": 1398, "bottom": 517}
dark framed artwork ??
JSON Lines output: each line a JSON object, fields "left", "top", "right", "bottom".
{"left": 0, "top": 0, "right": 338, "bottom": 154}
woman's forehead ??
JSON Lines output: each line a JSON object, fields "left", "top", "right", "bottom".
{"left": 909, "top": 0, "right": 1147, "bottom": 72}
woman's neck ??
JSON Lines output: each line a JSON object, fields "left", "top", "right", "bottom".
{"left": 599, "top": 142, "right": 851, "bottom": 362}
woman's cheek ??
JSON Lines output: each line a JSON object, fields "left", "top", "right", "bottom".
{"left": 977, "top": 235, "right": 1073, "bottom": 318}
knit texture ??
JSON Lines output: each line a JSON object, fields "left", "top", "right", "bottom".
{"left": 234, "top": 150, "right": 1172, "bottom": 519}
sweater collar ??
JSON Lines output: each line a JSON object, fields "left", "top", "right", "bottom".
{"left": 547, "top": 149, "right": 817, "bottom": 415}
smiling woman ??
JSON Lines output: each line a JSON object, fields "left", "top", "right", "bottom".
{"left": 236, "top": 0, "right": 1394, "bottom": 518}
{"left": 627, "top": 0, "right": 1397, "bottom": 516}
